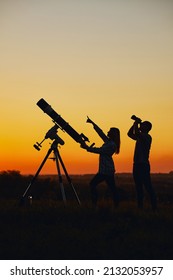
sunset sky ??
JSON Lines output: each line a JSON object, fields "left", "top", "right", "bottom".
{"left": 0, "top": 0, "right": 173, "bottom": 174}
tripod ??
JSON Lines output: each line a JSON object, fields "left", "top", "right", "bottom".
{"left": 20, "top": 139, "right": 81, "bottom": 205}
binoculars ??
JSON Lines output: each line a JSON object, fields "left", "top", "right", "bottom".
{"left": 131, "top": 115, "right": 142, "bottom": 123}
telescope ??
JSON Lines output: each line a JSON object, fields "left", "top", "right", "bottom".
{"left": 19, "top": 99, "right": 84, "bottom": 206}
{"left": 37, "top": 98, "right": 90, "bottom": 145}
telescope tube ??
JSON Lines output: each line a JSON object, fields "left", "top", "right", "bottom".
{"left": 37, "top": 98, "right": 89, "bottom": 144}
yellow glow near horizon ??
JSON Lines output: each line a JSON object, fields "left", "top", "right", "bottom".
{"left": 0, "top": 0, "right": 173, "bottom": 174}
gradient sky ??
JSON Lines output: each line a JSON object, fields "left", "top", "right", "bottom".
{"left": 0, "top": 0, "right": 173, "bottom": 174}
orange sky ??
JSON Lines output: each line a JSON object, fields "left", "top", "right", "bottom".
{"left": 0, "top": 0, "right": 173, "bottom": 174}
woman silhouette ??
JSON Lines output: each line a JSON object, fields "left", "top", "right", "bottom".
{"left": 81, "top": 117, "right": 120, "bottom": 208}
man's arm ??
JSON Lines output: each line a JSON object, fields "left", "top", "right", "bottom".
{"left": 127, "top": 121, "right": 140, "bottom": 140}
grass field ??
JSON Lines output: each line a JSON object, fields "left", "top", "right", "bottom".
{"left": 0, "top": 172, "right": 173, "bottom": 260}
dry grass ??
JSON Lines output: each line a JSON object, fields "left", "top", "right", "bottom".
{"left": 0, "top": 172, "right": 173, "bottom": 260}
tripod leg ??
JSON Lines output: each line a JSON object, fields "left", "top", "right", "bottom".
{"left": 53, "top": 149, "right": 67, "bottom": 205}
{"left": 56, "top": 148, "right": 81, "bottom": 205}
{"left": 19, "top": 147, "right": 53, "bottom": 205}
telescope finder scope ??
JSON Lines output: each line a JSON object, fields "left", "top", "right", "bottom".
{"left": 37, "top": 98, "right": 90, "bottom": 144}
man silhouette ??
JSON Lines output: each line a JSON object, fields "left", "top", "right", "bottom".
{"left": 127, "top": 116, "right": 157, "bottom": 211}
